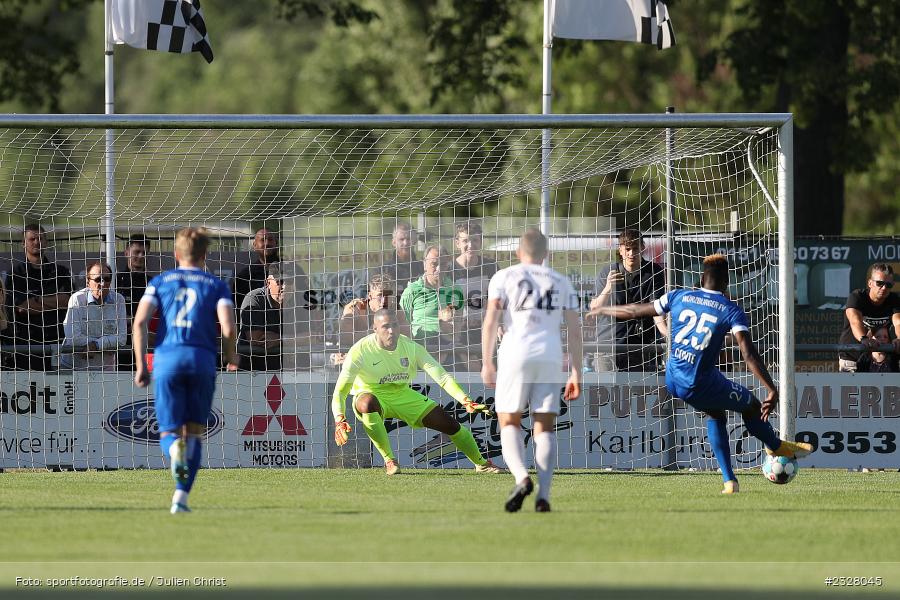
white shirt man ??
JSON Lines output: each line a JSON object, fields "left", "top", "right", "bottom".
{"left": 481, "top": 228, "right": 582, "bottom": 513}
{"left": 61, "top": 262, "right": 127, "bottom": 371}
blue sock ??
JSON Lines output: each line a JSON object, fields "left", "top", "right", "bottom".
{"left": 177, "top": 437, "right": 202, "bottom": 493}
{"left": 706, "top": 417, "right": 736, "bottom": 483}
{"left": 743, "top": 414, "right": 781, "bottom": 450}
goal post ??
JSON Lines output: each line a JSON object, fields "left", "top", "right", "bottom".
{"left": 0, "top": 112, "right": 794, "bottom": 471}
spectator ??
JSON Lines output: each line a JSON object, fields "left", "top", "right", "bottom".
{"left": 381, "top": 222, "right": 423, "bottom": 297}
{"left": 838, "top": 263, "right": 900, "bottom": 372}
{"left": 239, "top": 261, "right": 318, "bottom": 371}
{"left": 233, "top": 228, "right": 307, "bottom": 310}
{"left": 117, "top": 233, "right": 151, "bottom": 320}
{"left": 588, "top": 229, "right": 667, "bottom": 372}
{"left": 0, "top": 276, "right": 8, "bottom": 337}
{"left": 400, "top": 245, "right": 462, "bottom": 363}
{"left": 281, "top": 261, "right": 324, "bottom": 371}
{"left": 856, "top": 326, "right": 898, "bottom": 373}
{"left": 4, "top": 224, "right": 73, "bottom": 370}
{"left": 339, "top": 271, "right": 410, "bottom": 349}
{"left": 0, "top": 277, "right": 10, "bottom": 369}
{"left": 239, "top": 261, "right": 287, "bottom": 371}
{"left": 449, "top": 222, "right": 498, "bottom": 371}
{"left": 60, "top": 261, "right": 127, "bottom": 371}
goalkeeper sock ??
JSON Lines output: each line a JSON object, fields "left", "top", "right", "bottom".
{"left": 743, "top": 413, "right": 780, "bottom": 450}
{"left": 533, "top": 431, "right": 556, "bottom": 501}
{"left": 706, "top": 417, "right": 735, "bottom": 483}
{"left": 177, "top": 437, "right": 202, "bottom": 493}
{"left": 359, "top": 411, "right": 395, "bottom": 461}
{"left": 449, "top": 426, "right": 487, "bottom": 466}
{"left": 500, "top": 425, "right": 529, "bottom": 484}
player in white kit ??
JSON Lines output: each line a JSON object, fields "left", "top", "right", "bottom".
{"left": 481, "top": 228, "right": 582, "bottom": 512}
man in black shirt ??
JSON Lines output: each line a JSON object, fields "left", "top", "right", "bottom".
{"left": 239, "top": 261, "right": 285, "bottom": 371}
{"left": 234, "top": 229, "right": 307, "bottom": 310}
{"left": 838, "top": 263, "right": 900, "bottom": 372}
{"left": 589, "top": 229, "right": 668, "bottom": 372}
{"left": 116, "top": 234, "right": 150, "bottom": 321}
{"left": 4, "top": 224, "right": 73, "bottom": 369}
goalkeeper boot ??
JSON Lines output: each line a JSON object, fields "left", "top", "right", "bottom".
{"left": 169, "top": 437, "right": 190, "bottom": 485}
{"left": 766, "top": 440, "right": 813, "bottom": 459}
{"left": 474, "top": 459, "right": 503, "bottom": 474}
{"left": 384, "top": 459, "right": 400, "bottom": 476}
{"left": 170, "top": 502, "right": 191, "bottom": 514}
{"left": 504, "top": 477, "right": 534, "bottom": 513}
{"left": 722, "top": 480, "right": 740, "bottom": 495}
{"left": 535, "top": 498, "right": 551, "bottom": 513}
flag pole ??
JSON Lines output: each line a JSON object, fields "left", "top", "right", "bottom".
{"left": 103, "top": 0, "right": 117, "bottom": 279}
{"left": 540, "top": 0, "right": 553, "bottom": 249}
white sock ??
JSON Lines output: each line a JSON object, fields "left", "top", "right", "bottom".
{"left": 500, "top": 425, "right": 529, "bottom": 484}
{"left": 172, "top": 489, "right": 189, "bottom": 506}
{"left": 533, "top": 431, "right": 556, "bottom": 501}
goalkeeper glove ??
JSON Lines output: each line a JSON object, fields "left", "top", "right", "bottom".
{"left": 462, "top": 397, "right": 492, "bottom": 416}
{"left": 334, "top": 415, "right": 352, "bottom": 446}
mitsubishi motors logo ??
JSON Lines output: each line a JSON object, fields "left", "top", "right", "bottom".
{"left": 241, "top": 375, "right": 307, "bottom": 436}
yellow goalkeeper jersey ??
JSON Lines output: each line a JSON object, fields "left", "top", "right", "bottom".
{"left": 331, "top": 334, "right": 467, "bottom": 419}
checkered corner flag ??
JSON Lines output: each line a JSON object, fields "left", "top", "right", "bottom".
{"left": 108, "top": 0, "right": 214, "bottom": 63}
{"left": 551, "top": 0, "right": 675, "bottom": 49}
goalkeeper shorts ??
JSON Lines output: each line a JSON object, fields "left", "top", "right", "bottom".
{"left": 352, "top": 387, "right": 439, "bottom": 428}
{"left": 495, "top": 358, "right": 563, "bottom": 415}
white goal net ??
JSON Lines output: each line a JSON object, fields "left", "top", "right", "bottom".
{"left": 0, "top": 114, "right": 792, "bottom": 472}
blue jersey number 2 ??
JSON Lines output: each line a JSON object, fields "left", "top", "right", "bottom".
{"left": 173, "top": 288, "right": 198, "bottom": 329}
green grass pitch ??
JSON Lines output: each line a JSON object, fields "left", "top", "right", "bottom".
{"left": 1, "top": 468, "right": 899, "bottom": 599}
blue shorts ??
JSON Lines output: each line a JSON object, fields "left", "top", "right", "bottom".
{"left": 668, "top": 371, "right": 755, "bottom": 414}
{"left": 153, "top": 349, "right": 217, "bottom": 433}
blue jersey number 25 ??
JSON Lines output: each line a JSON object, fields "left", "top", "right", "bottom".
{"left": 673, "top": 309, "right": 717, "bottom": 350}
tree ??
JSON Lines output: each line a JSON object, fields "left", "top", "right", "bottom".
{"left": 703, "top": 1, "right": 900, "bottom": 235}
{"left": 0, "top": 0, "right": 93, "bottom": 111}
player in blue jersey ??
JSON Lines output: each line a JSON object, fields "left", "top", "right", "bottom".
{"left": 133, "top": 227, "right": 238, "bottom": 514}
{"left": 589, "top": 254, "right": 812, "bottom": 494}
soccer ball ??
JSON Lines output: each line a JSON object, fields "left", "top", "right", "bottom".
{"left": 762, "top": 455, "right": 798, "bottom": 484}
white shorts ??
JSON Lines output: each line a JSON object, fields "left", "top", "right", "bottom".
{"left": 494, "top": 358, "right": 564, "bottom": 415}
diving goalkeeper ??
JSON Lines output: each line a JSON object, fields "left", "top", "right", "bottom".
{"left": 332, "top": 309, "right": 501, "bottom": 475}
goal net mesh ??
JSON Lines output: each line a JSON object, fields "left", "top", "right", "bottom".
{"left": 0, "top": 122, "right": 782, "bottom": 471}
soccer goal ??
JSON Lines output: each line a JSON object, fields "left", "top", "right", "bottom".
{"left": 0, "top": 113, "right": 793, "bottom": 472}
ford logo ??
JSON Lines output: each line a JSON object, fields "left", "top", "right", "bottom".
{"left": 104, "top": 399, "right": 224, "bottom": 444}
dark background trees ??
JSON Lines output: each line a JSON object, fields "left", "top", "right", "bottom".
{"left": 1, "top": 0, "right": 897, "bottom": 234}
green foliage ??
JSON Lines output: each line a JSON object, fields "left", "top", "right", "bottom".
{"left": 0, "top": 0, "right": 94, "bottom": 111}
{"left": 0, "top": 1, "right": 897, "bottom": 233}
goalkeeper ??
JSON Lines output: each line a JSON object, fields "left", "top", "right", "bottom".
{"left": 332, "top": 309, "right": 501, "bottom": 475}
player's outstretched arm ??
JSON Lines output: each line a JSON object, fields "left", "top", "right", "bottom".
{"left": 587, "top": 301, "right": 657, "bottom": 320}
{"left": 480, "top": 298, "right": 503, "bottom": 388}
{"left": 563, "top": 309, "right": 582, "bottom": 401}
{"left": 416, "top": 343, "right": 489, "bottom": 414}
{"left": 734, "top": 330, "right": 778, "bottom": 419}
{"left": 330, "top": 349, "right": 361, "bottom": 444}
{"left": 132, "top": 298, "right": 155, "bottom": 388}
{"left": 217, "top": 302, "right": 239, "bottom": 371}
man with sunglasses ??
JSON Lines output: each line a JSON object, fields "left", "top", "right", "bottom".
{"left": 60, "top": 261, "right": 127, "bottom": 371}
{"left": 838, "top": 263, "right": 900, "bottom": 372}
